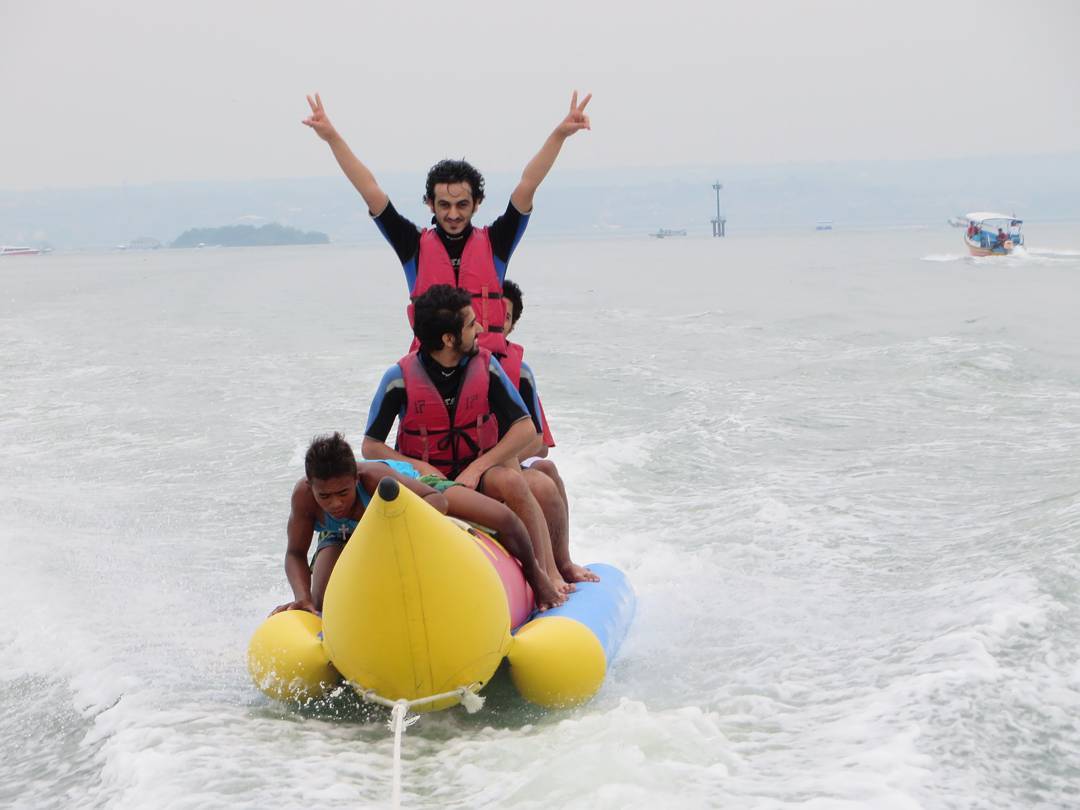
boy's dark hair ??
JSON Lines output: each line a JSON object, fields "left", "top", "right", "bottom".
{"left": 413, "top": 284, "right": 473, "bottom": 352}
{"left": 502, "top": 279, "right": 524, "bottom": 328}
{"left": 305, "top": 432, "right": 357, "bottom": 481}
{"left": 424, "top": 159, "right": 485, "bottom": 205}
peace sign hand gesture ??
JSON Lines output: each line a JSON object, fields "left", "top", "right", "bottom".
{"left": 302, "top": 93, "right": 339, "bottom": 143}
{"left": 554, "top": 90, "right": 592, "bottom": 139}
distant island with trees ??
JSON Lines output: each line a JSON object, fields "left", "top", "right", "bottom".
{"left": 171, "top": 223, "right": 329, "bottom": 248}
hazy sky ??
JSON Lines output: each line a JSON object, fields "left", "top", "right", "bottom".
{"left": 3, "top": 0, "right": 1078, "bottom": 190}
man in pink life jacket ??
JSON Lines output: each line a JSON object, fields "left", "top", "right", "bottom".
{"left": 502, "top": 280, "right": 599, "bottom": 587}
{"left": 302, "top": 91, "right": 592, "bottom": 353}
{"left": 361, "top": 285, "right": 571, "bottom": 606}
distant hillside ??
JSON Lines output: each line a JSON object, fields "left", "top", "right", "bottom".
{"left": 171, "top": 222, "right": 329, "bottom": 248}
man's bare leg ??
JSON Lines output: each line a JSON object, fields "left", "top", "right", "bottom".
{"left": 480, "top": 465, "right": 572, "bottom": 594}
{"left": 523, "top": 467, "right": 599, "bottom": 584}
{"left": 530, "top": 459, "right": 568, "bottom": 510}
{"left": 443, "top": 484, "right": 564, "bottom": 610}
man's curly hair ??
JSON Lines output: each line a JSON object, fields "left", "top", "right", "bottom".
{"left": 424, "top": 159, "right": 485, "bottom": 205}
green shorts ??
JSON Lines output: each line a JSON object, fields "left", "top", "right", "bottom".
{"left": 418, "top": 474, "right": 462, "bottom": 493}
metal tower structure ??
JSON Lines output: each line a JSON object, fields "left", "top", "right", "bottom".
{"left": 711, "top": 181, "right": 726, "bottom": 237}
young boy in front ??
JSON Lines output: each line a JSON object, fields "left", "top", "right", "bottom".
{"left": 271, "top": 432, "right": 447, "bottom": 615}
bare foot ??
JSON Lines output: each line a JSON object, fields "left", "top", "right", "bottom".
{"left": 547, "top": 566, "right": 575, "bottom": 594}
{"left": 532, "top": 570, "right": 567, "bottom": 611}
{"left": 559, "top": 561, "right": 600, "bottom": 583}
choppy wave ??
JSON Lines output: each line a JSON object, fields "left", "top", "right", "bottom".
{"left": 4, "top": 231, "right": 1080, "bottom": 808}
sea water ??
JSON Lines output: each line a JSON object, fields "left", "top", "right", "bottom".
{"left": 3, "top": 225, "right": 1080, "bottom": 809}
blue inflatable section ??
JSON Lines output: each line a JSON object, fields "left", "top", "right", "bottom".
{"left": 528, "top": 563, "right": 636, "bottom": 663}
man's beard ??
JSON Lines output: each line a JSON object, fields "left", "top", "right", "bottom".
{"left": 454, "top": 335, "right": 480, "bottom": 357}
{"left": 437, "top": 218, "right": 470, "bottom": 239}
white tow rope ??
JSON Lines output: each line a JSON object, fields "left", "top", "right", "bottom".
{"left": 352, "top": 683, "right": 486, "bottom": 809}
{"left": 388, "top": 702, "right": 419, "bottom": 808}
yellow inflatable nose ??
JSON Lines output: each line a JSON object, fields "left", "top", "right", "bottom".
{"left": 321, "top": 478, "right": 513, "bottom": 712}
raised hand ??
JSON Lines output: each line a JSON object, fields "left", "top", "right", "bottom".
{"left": 302, "top": 93, "right": 339, "bottom": 142}
{"left": 554, "top": 90, "right": 592, "bottom": 139}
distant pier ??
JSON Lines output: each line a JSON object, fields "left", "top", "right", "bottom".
{"left": 651, "top": 228, "right": 688, "bottom": 239}
{"left": 711, "top": 181, "right": 726, "bottom": 237}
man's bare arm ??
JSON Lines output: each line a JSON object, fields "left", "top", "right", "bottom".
{"left": 510, "top": 91, "right": 592, "bottom": 214}
{"left": 303, "top": 93, "right": 389, "bottom": 216}
{"left": 517, "top": 433, "right": 547, "bottom": 462}
{"left": 455, "top": 417, "right": 538, "bottom": 489}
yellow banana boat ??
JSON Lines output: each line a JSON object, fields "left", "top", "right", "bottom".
{"left": 248, "top": 477, "right": 634, "bottom": 711}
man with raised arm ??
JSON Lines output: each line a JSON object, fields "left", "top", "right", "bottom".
{"left": 302, "top": 90, "right": 592, "bottom": 354}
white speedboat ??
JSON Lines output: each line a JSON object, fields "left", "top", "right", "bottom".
{"left": 963, "top": 213, "right": 1024, "bottom": 256}
{"left": 1, "top": 245, "right": 41, "bottom": 256}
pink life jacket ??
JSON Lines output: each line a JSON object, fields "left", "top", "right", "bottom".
{"left": 497, "top": 341, "right": 524, "bottom": 387}
{"left": 498, "top": 342, "right": 556, "bottom": 449}
{"left": 397, "top": 349, "right": 500, "bottom": 478}
{"left": 407, "top": 228, "right": 508, "bottom": 355}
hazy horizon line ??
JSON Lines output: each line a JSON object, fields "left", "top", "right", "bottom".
{"left": 5, "top": 149, "right": 1080, "bottom": 195}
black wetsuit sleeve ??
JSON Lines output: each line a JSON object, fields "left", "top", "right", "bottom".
{"left": 518, "top": 375, "right": 543, "bottom": 433}
{"left": 486, "top": 201, "right": 528, "bottom": 264}
{"left": 373, "top": 200, "right": 422, "bottom": 265}
{"left": 365, "top": 386, "right": 406, "bottom": 443}
{"left": 489, "top": 370, "right": 530, "bottom": 436}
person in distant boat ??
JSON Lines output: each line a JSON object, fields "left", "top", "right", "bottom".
{"left": 967, "top": 222, "right": 977, "bottom": 238}
{"left": 301, "top": 91, "right": 592, "bottom": 356}
{"left": 362, "top": 284, "right": 571, "bottom": 607}
{"left": 501, "top": 279, "right": 598, "bottom": 585}
{"left": 996, "top": 227, "right": 1008, "bottom": 248}
{"left": 271, "top": 432, "right": 448, "bottom": 615}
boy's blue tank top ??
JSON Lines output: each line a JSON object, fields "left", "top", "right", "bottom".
{"left": 313, "top": 483, "right": 371, "bottom": 546}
